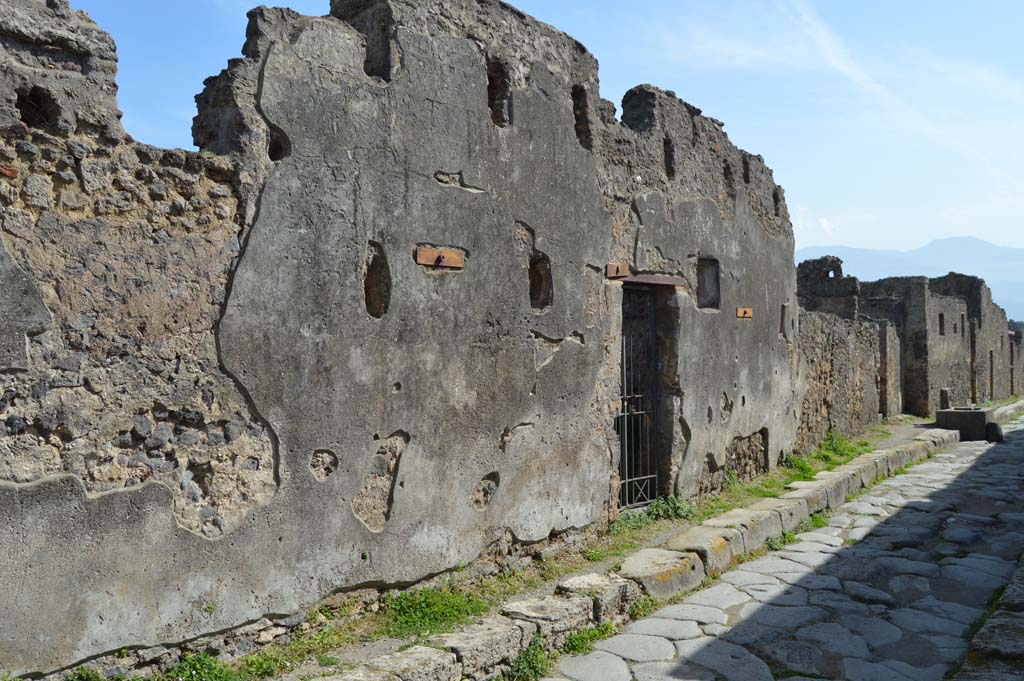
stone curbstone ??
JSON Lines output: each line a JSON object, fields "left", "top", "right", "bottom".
{"left": 428, "top": 615, "right": 528, "bottom": 680}
{"left": 556, "top": 573, "right": 642, "bottom": 624}
{"left": 780, "top": 485, "right": 828, "bottom": 515}
{"left": 664, "top": 525, "right": 744, "bottom": 577}
{"left": 703, "top": 508, "right": 782, "bottom": 554}
{"left": 747, "top": 496, "right": 809, "bottom": 532}
{"left": 501, "top": 595, "right": 593, "bottom": 647}
{"left": 366, "top": 646, "right": 462, "bottom": 681}
{"left": 618, "top": 548, "right": 706, "bottom": 601}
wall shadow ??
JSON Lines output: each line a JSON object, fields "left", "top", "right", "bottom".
{"left": 630, "top": 422, "right": 1024, "bottom": 681}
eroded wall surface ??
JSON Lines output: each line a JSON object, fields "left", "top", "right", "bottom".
{"left": 0, "top": 0, "right": 799, "bottom": 672}
{"left": 795, "top": 311, "right": 881, "bottom": 453}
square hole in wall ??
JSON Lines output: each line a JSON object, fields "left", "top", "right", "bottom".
{"left": 697, "top": 258, "right": 721, "bottom": 310}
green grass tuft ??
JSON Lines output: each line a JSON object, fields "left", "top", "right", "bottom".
{"left": 561, "top": 622, "right": 616, "bottom": 655}
{"left": 506, "top": 635, "right": 553, "bottom": 681}
{"left": 383, "top": 587, "right": 490, "bottom": 638}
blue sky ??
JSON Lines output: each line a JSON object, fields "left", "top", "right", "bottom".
{"left": 71, "top": 0, "right": 1024, "bottom": 251}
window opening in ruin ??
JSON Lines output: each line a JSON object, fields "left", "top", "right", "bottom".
{"left": 696, "top": 258, "right": 721, "bottom": 310}
{"left": 528, "top": 251, "right": 553, "bottom": 310}
{"left": 961, "top": 314, "right": 966, "bottom": 339}
{"left": 772, "top": 187, "right": 782, "bottom": 217}
{"left": 486, "top": 55, "right": 513, "bottom": 127}
{"left": 617, "top": 285, "right": 660, "bottom": 508}
{"left": 363, "top": 241, "right": 391, "bottom": 319}
{"left": 939, "top": 313, "right": 946, "bottom": 336}
{"left": 571, "top": 85, "right": 594, "bottom": 150}
{"left": 954, "top": 323, "right": 958, "bottom": 335}
{"left": 779, "top": 304, "right": 788, "bottom": 339}
{"left": 15, "top": 86, "right": 60, "bottom": 131}
{"left": 663, "top": 137, "right": 676, "bottom": 180}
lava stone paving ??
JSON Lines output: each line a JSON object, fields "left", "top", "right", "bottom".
{"left": 554, "top": 419, "right": 1024, "bottom": 681}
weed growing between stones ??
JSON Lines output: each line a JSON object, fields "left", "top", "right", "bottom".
{"left": 628, "top": 594, "right": 659, "bottom": 620}
{"left": 66, "top": 669, "right": 103, "bottom": 681}
{"left": 383, "top": 587, "right": 490, "bottom": 637}
{"left": 560, "top": 622, "right": 616, "bottom": 655}
{"left": 505, "top": 635, "right": 553, "bottom": 681}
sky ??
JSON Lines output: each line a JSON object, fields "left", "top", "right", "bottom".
{"left": 70, "top": 0, "right": 1024, "bottom": 252}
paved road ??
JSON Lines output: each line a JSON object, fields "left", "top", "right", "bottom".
{"left": 556, "top": 419, "right": 1024, "bottom": 681}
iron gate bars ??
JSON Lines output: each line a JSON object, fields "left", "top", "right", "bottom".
{"left": 618, "top": 286, "right": 658, "bottom": 508}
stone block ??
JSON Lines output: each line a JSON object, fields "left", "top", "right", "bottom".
{"left": 619, "top": 548, "right": 706, "bottom": 601}
{"left": 501, "top": 595, "right": 593, "bottom": 646}
{"left": 556, "top": 572, "right": 641, "bottom": 623}
{"left": 972, "top": 611, "right": 1024, "bottom": 660}
{"left": 332, "top": 668, "right": 402, "bottom": 681}
{"left": 703, "top": 508, "right": 783, "bottom": 553}
{"left": 665, "top": 525, "right": 744, "bottom": 576}
{"left": 368, "top": 646, "right": 462, "bottom": 681}
{"left": 429, "top": 615, "right": 526, "bottom": 679}
{"left": 748, "top": 497, "right": 808, "bottom": 532}
{"left": 781, "top": 486, "right": 828, "bottom": 515}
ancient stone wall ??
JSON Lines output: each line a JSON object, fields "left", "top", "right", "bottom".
{"left": 0, "top": 0, "right": 800, "bottom": 672}
{"left": 797, "top": 256, "right": 859, "bottom": 320}
{"left": 795, "top": 311, "right": 881, "bottom": 453}
{"left": 878, "top": 320, "right": 903, "bottom": 417}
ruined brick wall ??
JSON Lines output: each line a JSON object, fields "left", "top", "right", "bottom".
{"left": 0, "top": 3, "right": 274, "bottom": 536}
{"left": 861, "top": 277, "right": 931, "bottom": 417}
{"left": 797, "top": 256, "right": 859, "bottom": 320}
{"left": 0, "top": 0, "right": 800, "bottom": 672}
{"left": 926, "top": 291, "right": 971, "bottom": 410}
{"left": 879, "top": 321, "right": 903, "bottom": 417}
{"left": 795, "top": 311, "right": 881, "bottom": 453}
{"left": 929, "top": 274, "right": 1013, "bottom": 407}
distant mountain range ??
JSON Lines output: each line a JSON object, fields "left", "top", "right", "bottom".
{"left": 796, "top": 237, "right": 1023, "bottom": 320}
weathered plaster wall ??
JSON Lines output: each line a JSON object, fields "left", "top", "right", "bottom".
{"left": 795, "top": 311, "right": 880, "bottom": 453}
{"left": 0, "top": 0, "right": 799, "bottom": 673}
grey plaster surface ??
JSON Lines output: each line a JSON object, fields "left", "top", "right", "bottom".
{"left": 553, "top": 419, "right": 1024, "bottom": 680}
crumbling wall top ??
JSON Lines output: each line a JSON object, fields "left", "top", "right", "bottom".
{"left": 0, "top": 0, "right": 124, "bottom": 141}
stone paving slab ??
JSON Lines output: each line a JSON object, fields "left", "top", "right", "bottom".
{"left": 554, "top": 418, "right": 1024, "bottom": 680}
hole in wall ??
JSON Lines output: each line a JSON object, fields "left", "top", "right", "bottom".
{"left": 16, "top": 86, "right": 60, "bottom": 131}
{"left": 663, "top": 136, "right": 676, "bottom": 180}
{"left": 772, "top": 187, "right": 782, "bottom": 217}
{"left": 267, "top": 123, "right": 291, "bottom": 162}
{"left": 471, "top": 472, "right": 500, "bottom": 511}
{"left": 486, "top": 55, "right": 512, "bottom": 127}
{"left": 742, "top": 155, "right": 751, "bottom": 183}
{"left": 723, "top": 161, "right": 735, "bottom": 196}
{"left": 780, "top": 304, "right": 788, "bottom": 339}
{"left": 363, "top": 241, "right": 391, "bottom": 319}
{"left": 696, "top": 258, "right": 721, "bottom": 310}
{"left": 571, "top": 85, "right": 594, "bottom": 150}
{"left": 352, "top": 431, "right": 409, "bottom": 533}
{"left": 529, "top": 251, "right": 553, "bottom": 310}
{"left": 310, "top": 449, "right": 339, "bottom": 481}
{"left": 939, "top": 313, "right": 946, "bottom": 336}
{"left": 392, "top": 382, "right": 402, "bottom": 393}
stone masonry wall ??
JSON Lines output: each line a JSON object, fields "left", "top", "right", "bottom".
{"left": 795, "top": 310, "right": 881, "bottom": 454}
{"left": 0, "top": 0, "right": 800, "bottom": 673}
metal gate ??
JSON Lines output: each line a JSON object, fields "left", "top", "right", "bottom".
{"left": 618, "top": 286, "right": 658, "bottom": 508}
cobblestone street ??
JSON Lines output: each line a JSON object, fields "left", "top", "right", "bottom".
{"left": 556, "top": 420, "right": 1024, "bottom": 681}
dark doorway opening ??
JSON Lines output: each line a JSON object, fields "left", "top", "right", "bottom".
{"left": 617, "top": 286, "right": 659, "bottom": 508}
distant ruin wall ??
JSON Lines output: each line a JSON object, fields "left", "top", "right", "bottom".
{"left": 795, "top": 311, "right": 881, "bottom": 454}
